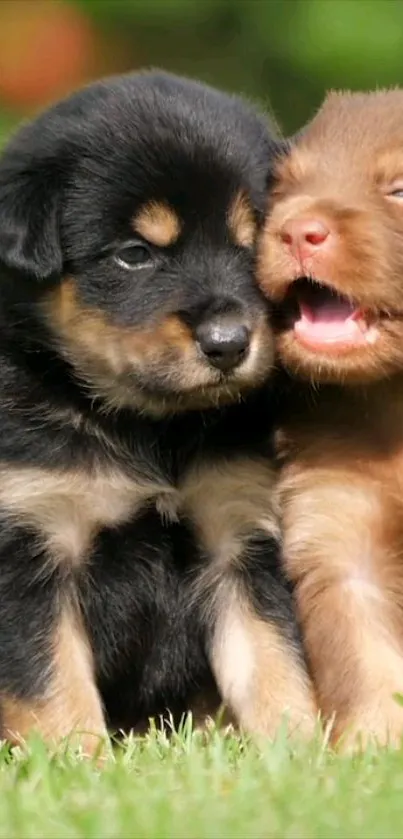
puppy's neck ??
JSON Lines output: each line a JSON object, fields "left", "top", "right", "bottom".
{"left": 283, "top": 372, "right": 403, "bottom": 461}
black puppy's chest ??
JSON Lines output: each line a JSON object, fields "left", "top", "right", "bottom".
{"left": 0, "top": 370, "right": 275, "bottom": 575}
{"left": 51, "top": 413, "right": 219, "bottom": 729}
{"left": 0, "top": 401, "right": 183, "bottom": 589}
{"left": 83, "top": 509, "right": 212, "bottom": 731}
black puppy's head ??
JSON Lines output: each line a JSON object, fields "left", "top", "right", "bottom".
{"left": 0, "top": 71, "right": 279, "bottom": 415}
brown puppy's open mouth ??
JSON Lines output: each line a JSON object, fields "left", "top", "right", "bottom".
{"left": 281, "top": 278, "right": 380, "bottom": 352}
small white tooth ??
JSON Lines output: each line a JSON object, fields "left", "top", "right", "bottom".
{"left": 356, "top": 318, "right": 368, "bottom": 334}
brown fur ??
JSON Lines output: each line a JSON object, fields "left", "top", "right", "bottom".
{"left": 259, "top": 90, "right": 403, "bottom": 384}
{"left": 132, "top": 201, "right": 181, "bottom": 247}
{"left": 2, "top": 606, "right": 107, "bottom": 756}
{"left": 257, "top": 89, "right": 403, "bottom": 749}
{"left": 227, "top": 191, "right": 256, "bottom": 248}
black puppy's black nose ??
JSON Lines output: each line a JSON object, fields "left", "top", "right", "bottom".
{"left": 196, "top": 321, "right": 250, "bottom": 371}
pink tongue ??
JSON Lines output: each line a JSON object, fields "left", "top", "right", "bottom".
{"left": 295, "top": 299, "right": 364, "bottom": 344}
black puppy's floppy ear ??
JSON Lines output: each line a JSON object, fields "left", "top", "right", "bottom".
{"left": 0, "top": 156, "right": 62, "bottom": 280}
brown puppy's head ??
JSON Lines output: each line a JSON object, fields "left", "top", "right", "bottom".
{"left": 258, "top": 89, "right": 403, "bottom": 384}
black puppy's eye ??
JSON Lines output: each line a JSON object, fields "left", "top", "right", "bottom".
{"left": 115, "top": 243, "right": 153, "bottom": 270}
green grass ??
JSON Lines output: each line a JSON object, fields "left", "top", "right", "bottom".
{"left": 0, "top": 721, "right": 402, "bottom": 839}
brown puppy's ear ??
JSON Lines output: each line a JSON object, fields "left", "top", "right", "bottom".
{"left": 0, "top": 155, "right": 62, "bottom": 281}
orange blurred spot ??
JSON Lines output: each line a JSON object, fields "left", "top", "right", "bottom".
{"left": 0, "top": 1, "right": 95, "bottom": 110}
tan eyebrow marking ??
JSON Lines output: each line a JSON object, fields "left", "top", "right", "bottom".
{"left": 227, "top": 191, "right": 256, "bottom": 248}
{"left": 132, "top": 201, "right": 181, "bottom": 247}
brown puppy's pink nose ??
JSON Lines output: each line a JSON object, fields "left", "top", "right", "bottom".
{"left": 280, "top": 218, "right": 330, "bottom": 262}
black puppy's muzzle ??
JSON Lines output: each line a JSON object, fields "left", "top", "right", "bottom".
{"left": 195, "top": 318, "right": 251, "bottom": 372}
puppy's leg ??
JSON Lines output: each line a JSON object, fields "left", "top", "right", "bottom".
{"left": 210, "top": 568, "right": 316, "bottom": 739}
{"left": 282, "top": 467, "right": 403, "bottom": 750}
{"left": 0, "top": 528, "right": 107, "bottom": 755}
{"left": 3, "top": 607, "right": 107, "bottom": 756}
{"left": 182, "top": 458, "right": 317, "bottom": 740}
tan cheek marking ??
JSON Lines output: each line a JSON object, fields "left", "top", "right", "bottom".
{"left": 44, "top": 278, "right": 120, "bottom": 367}
{"left": 2, "top": 607, "right": 107, "bottom": 756}
{"left": 130, "top": 314, "right": 194, "bottom": 355}
{"left": 132, "top": 200, "right": 181, "bottom": 247}
{"left": 227, "top": 191, "right": 256, "bottom": 248}
{"left": 44, "top": 278, "right": 194, "bottom": 373}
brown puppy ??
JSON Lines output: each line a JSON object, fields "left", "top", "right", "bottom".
{"left": 258, "top": 89, "right": 403, "bottom": 750}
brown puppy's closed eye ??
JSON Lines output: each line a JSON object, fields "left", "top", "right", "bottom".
{"left": 257, "top": 89, "right": 403, "bottom": 751}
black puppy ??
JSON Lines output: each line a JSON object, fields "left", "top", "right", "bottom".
{"left": 0, "top": 70, "right": 316, "bottom": 753}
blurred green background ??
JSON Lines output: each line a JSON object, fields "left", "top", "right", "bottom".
{"left": 1, "top": 0, "right": 403, "bottom": 140}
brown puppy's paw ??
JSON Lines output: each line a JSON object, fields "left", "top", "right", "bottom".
{"left": 333, "top": 699, "right": 403, "bottom": 753}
